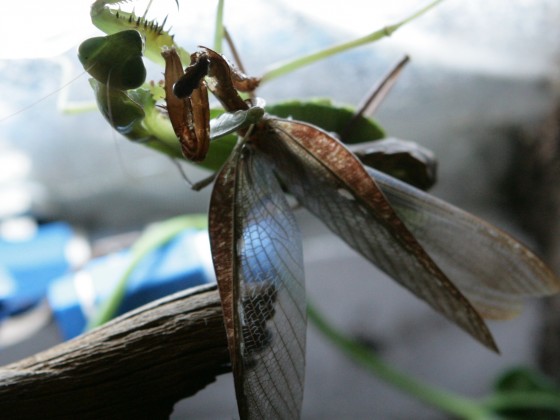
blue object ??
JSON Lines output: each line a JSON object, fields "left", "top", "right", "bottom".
{"left": 48, "top": 228, "right": 215, "bottom": 340}
{"left": 0, "top": 265, "right": 17, "bottom": 319}
{"left": 0, "top": 222, "right": 75, "bottom": 318}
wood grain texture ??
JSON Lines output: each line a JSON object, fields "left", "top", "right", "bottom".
{"left": 0, "top": 284, "right": 230, "bottom": 419}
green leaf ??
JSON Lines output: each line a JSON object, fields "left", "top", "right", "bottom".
{"left": 495, "top": 367, "right": 560, "bottom": 395}
{"left": 200, "top": 100, "right": 383, "bottom": 172}
{"left": 79, "top": 30, "right": 146, "bottom": 91}
{"left": 266, "top": 100, "right": 384, "bottom": 143}
{"left": 485, "top": 367, "right": 560, "bottom": 419}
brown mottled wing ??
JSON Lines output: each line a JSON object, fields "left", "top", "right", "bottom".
{"left": 368, "top": 166, "right": 560, "bottom": 319}
{"left": 209, "top": 141, "right": 306, "bottom": 419}
{"left": 258, "top": 118, "right": 497, "bottom": 351}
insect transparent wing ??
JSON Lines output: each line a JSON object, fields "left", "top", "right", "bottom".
{"left": 209, "top": 142, "right": 306, "bottom": 420}
{"left": 260, "top": 118, "right": 497, "bottom": 351}
{"left": 368, "top": 166, "right": 560, "bottom": 319}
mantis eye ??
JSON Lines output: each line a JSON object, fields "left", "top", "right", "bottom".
{"left": 78, "top": 30, "right": 146, "bottom": 91}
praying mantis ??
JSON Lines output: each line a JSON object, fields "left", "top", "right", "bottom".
{"left": 77, "top": 1, "right": 560, "bottom": 418}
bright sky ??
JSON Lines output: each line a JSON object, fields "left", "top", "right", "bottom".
{"left": 0, "top": 0, "right": 93, "bottom": 59}
{"left": 0, "top": 0, "right": 556, "bottom": 78}
{"left": 0, "top": 0, "right": 427, "bottom": 59}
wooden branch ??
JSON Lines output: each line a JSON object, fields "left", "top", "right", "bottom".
{"left": 0, "top": 284, "right": 230, "bottom": 419}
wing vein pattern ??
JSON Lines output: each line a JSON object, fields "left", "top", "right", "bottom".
{"left": 211, "top": 141, "right": 306, "bottom": 419}
{"left": 258, "top": 118, "right": 496, "bottom": 350}
{"left": 369, "top": 166, "right": 560, "bottom": 319}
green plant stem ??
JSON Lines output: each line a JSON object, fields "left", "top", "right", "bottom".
{"left": 307, "top": 301, "right": 495, "bottom": 419}
{"left": 86, "top": 214, "right": 208, "bottom": 330}
{"left": 261, "top": 0, "right": 445, "bottom": 82}
{"left": 213, "top": 0, "right": 225, "bottom": 53}
{"left": 483, "top": 392, "right": 560, "bottom": 413}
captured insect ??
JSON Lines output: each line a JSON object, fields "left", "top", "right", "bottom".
{"left": 157, "top": 46, "right": 560, "bottom": 419}
{"left": 74, "top": 1, "right": 560, "bottom": 418}
{"left": 163, "top": 48, "right": 260, "bottom": 162}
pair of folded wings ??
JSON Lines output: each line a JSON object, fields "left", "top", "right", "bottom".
{"left": 208, "top": 117, "right": 559, "bottom": 419}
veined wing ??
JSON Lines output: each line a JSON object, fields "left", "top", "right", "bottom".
{"left": 258, "top": 118, "right": 497, "bottom": 351}
{"left": 209, "top": 141, "right": 306, "bottom": 419}
{"left": 368, "top": 166, "right": 560, "bottom": 319}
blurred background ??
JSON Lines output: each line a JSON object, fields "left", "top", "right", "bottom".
{"left": 0, "top": 0, "right": 559, "bottom": 418}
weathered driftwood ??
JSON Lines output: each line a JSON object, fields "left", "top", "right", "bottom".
{"left": 0, "top": 284, "right": 230, "bottom": 419}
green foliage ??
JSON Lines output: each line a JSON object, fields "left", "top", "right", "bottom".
{"left": 79, "top": 30, "right": 146, "bottom": 91}
{"left": 489, "top": 368, "right": 560, "bottom": 419}
{"left": 267, "top": 100, "right": 384, "bottom": 143}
